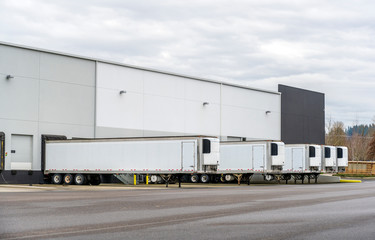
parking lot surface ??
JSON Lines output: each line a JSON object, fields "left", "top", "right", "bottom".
{"left": 1, "top": 181, "right": 375, "bottom": 240}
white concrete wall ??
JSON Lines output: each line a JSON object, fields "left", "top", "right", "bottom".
{"left": 221, "top": 85, "right": 281, "bottom": 140}
{"left": 96, "top": 62, "right": 222, "bottom": 137}
{"left": 96, "top": 62, "right": 281, "bottom": 140}
{"left": 0, "top": 45, "right": 95, "bottom": 171}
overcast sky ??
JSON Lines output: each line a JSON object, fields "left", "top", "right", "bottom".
{"left": 1, "top": 0, "right": 374, "bottom": 127}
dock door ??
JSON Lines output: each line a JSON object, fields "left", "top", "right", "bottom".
{"left": 0, "top": 132, "right": 4, "bottom": 170}
{"left": 182, "top": 142, "right": 195, "bottom": 171}
{"left": 10, "top": 134, "right": 33, "bottom": 170}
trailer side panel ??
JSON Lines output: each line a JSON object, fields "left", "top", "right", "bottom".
{"left": 45, "top": 140, "right": 196, "bottom": 172}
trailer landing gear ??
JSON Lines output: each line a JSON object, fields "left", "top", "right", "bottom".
{"left": 309, "top": 173, "right": 319, "bottom": 184}
{"left": 274, "top": 174, "right": 282, "bottom": 184}
{"left": 220, "top": 173, "right": 253, "bottom": 185}
{"left": 292, "top": 174, "right": 305, "bottom": 184}
{"left": 233, "top": 174, "right": 243, "bottom": 185}
{"left": 160, "top": 174, "right": 174, "bottom": 188}
{"left": 289, "top": 173, "right": 319, "bottom": 184}
{"left": 281, "top": 174, "right": 292, "bottom": 184}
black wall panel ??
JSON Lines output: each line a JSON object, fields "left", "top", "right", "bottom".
{"left": 278, "top": 84, "right": 325, "bottom": 144}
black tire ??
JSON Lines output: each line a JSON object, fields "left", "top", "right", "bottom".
{"left": 90, "top": 175, "right": 101, "bottom": 185}
{"left": 190, "top": 174, "right": 199, "bottom": 183}
{"left": 200, "top": 174, "right": 210, "bottom": 183}
{"left": 74, "top": 174, "right": 86, "bottom": 185}
{"left": 63, "top": 174, "right": 74, "bottom": 185}
{"left": 51, "top": 174, "right": 62, "bottom": 184}
{"left": 150, "top": 175, "right": 159, "bottom": 183}
{"left": 181, "top": 175, "right": 190, "bottom": 183}
{"left": 264, "top": 174, "right": 274, "bottom": 181}
{"left": 225, "top": 174, "right": 234, "bottom": 182}
{"left": 213, "top": 175, "right": 220, "bottom": 183}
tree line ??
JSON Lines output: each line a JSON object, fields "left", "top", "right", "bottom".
{"left": 326, "top": 121, "right": 375, "bottom": 161}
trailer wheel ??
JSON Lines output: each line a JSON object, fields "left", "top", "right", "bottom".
{"left": 74, "top": 174, "right": 86, "bottom": 185}
{"left": 225, "top": 174, "right": 234, "bottom": 182}
{"left": 51, "top": 174, "right": 62, "bottom": 184}
{"left": 150, "top": 175, "right": 158, "bottom": 183}
{"left": 181, "top": 175, "right": 190, "bottom": 183}
{"left": 200, "top": 174, "right": 210, "bottom": 183}
{"left": 220, "top": 176, "right": 226, "bottom": 183}
{"left": 213, "top": 175, "right": 220, "bottom": 183}
{"left": 90, "top": 175, "right": 101, "bottom": 185}
{"left": 150, "top": 175, "right": 164, "bottom": 183}
{"left": 190, "top": 174, "right": 199, "bottom": 183}
{"left": 63, "top": 174, "right": 74, "bottom": 185}
{"left": 264, "top": 174, "right": 274, "bottom": 181}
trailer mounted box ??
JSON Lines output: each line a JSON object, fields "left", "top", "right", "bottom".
{"left": 309, "top": 145, "right": 322, "bottom": 169}
{"left": 336, "top": 146, "right": 348, "bottom": 172}
{"left": 322, "top": 145, "right": 337, "bottom": 172}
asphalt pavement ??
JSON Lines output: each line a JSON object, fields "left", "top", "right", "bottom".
{"left": 1, "top": 181, "right": 375, "bottom": 240}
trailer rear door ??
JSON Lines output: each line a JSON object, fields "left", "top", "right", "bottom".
{"left": 253, "top": 145, "right": 264, "bottom": 171}
{"left": 292, "top": 148, "right": 304, "bottom": 172}
{"left": 284, "top": 147, "right": 292, "bottom": 171}
{"left": 182, "top": 142, "right": 195, "bottom": 171}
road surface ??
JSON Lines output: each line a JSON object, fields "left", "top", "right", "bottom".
{"left": 1, "top": 181, "right": 374, "bottom": 239}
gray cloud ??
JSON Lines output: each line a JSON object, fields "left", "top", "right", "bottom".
{"left": 1, "top": 0, "right": 375, "bottom": 127}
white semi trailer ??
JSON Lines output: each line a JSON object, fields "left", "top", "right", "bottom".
{"left": 336, "top": 146, "right": 348, "bottom": 172}
{"left": 219, "top": 141, "right": 285, "bottom": 183}
{"left": 44, "top": 136, "right": 220, "bottom": 186}
{"left": 284, "top": 144, "right": 322, "bottom": 172}
{"left": 283, "top": 144, "right": 322, "bottom": 183}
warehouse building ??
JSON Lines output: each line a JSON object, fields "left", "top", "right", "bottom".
{"left": 0, "top": 42, "right": 286, "bottom": 183}
{"left": 0, "top": 42, "right": 325, "bottom": 183}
